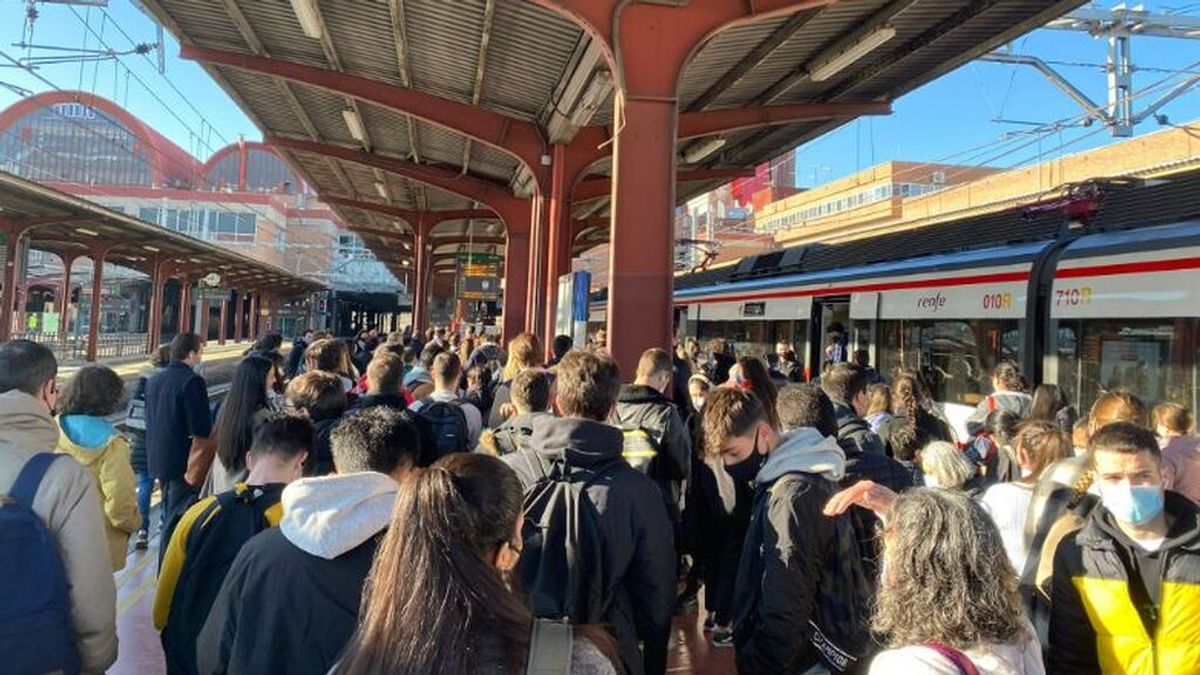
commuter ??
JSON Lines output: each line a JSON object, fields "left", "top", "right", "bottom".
{"left": 483, "top": 368, "right": 552, "bottom": 456}
{"left": 979, "top": 421, "right": 1072, "bottom": 572}
{"left": 1153, "top": 402, "right": 1200, "bottom": 504}
{"left": 353, "top": 353, "right": 414, "bottom": 413}
{"left": 0, "top": 339, "right": 117, "bottom": 674}
{"left": 489, "top": 332, "right": 544, "bottom": 427}
{"left": 880, "top": 371, "right": 954, "bottom": 460}
{"left": 410, "top": 352, "right": 482, "bottom": 455}
{"left": 284, "top": 371, "right": 348, "bottom": 476}
{"left": 613, "top": 348, "right": 693, "bottom": 523}
{"left": 688, "top": 374, "right": 711, "bottom": 413}
{"left": 865, "top": 383, "right": 892, "bottom": 433}
{"left": 824, "top": 484, "right": 1044, "bottom": 674}
{"left": 591, "top": 328, "right": 607, "bottom": 350}
{"left": 469, "top": 329, "right": 506, "bottom": 370}
{"left": 548, "top": 333, "right": 573, "bottom": 368}
{"left": 334, "top": 453, "right": 620, "bottom": 674}
{"left": 244, "top": 333, "right": 284, "bottom": 363}
{"left": 126, "top": 343, "right": 170, "bottom": 549}
{"left": 853, "top": 349, "right": 883, "bottom": 384}
{"left": 703, "top": 386, "right": 847, "bottom": 674}
{"left": 204, "top": 354, "right": 278, "bottom": 496}
{"left": 966, "top": 361, "right": 1034, "bottom": 435}
{"left": 463, "top": 363, "right": 495, "bottom": 421}
{"left": 305, "top": 338, "right": 356, "bottom": 395}
{"left": 404, "top": 343, "right": 442, "bottom": 399}
{"left": 728, "top": 356, "right": 780, "bottom": 430}
{"left": 1030, "top": 383, "right": 1076, "bottom": 432}
{"left": 155, "top": 415, "right": 312, "bottom": 675}
{"left": 504, "top": 349, "right": 675, "bottom": 675}
{"left": 823, "top": 322, "right": 848, "bottom": 365}
{"left": 671, "top": 341, "right": 695, "bottom": 420}
{"left": 1049, "top": 422, "right": 1200, "bottom": 674}
{"left": 55, "top": 365, "right": 138, "bottom": 571}
{"left": 822, "top": 363, "right": 888, "bottom": 456}
{"left": 197, "top": 406, "right": 422, "bottom": 675}
{"left": 774, "top": 340, "right": 803, "bottom": 382}
{"left": 146, "top": 332, "right": 213, "bottom": 528}
{"left": 284, "top": 328, "right": 314, "bottom": 379}
{"left": 921, "top": 440, "right": 981, "bottom": 494}
{"left": 704, "top": 338, "right": 735, "bottom": 385}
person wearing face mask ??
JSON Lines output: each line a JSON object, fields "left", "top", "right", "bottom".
{"left": 703, "top": 386, "right": 847, "bottom": 673}
{"left": 1049, "top": 422, "right": 1200, "bottom": 674}
{"left": 154, "top": 415, "right": 312, "bottom": 675}
{"left": 0, "top": 339, "right": 117, "bottom": 675}
{"left": 333, "top": 453, "right": 620, "bottom": 674}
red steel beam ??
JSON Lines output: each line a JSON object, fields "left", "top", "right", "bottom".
{"left": 573, "top": 167, "right": 756, "bottom": 202}
{"left": 323, "top": 195, "right": 496, "bottom": 227}
{"left": 678, "top": 101, "right": 891, "bottom": 140}
{"left": 182, "top": 44, "right": 547, "bottom": 176}
{"left": 268, "top": 135, "right": 529, "bottom": 231}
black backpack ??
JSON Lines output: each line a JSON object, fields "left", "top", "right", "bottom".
{"left": 161, "top": 484, "right": 283, "bottom": 675}
{"left": 417, "top": 400, "right": 470, "bottom": 459}
{"left": 515, "top": 452, "right": 614, "bottom": 624}
{"left": 0, "top": 453, "right": 81, "bottom": 675}
{"left": 790, "top": 473, "right": 879, "bottom": 674}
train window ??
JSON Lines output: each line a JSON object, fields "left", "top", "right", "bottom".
{"left": 876, "top": 319, "right": 1021, "bottom": 405}
{"left": 1053, "top": 318, "right": 1198, "bottom": 415}
{"left": 696, "top": 320, "right": 806, "bottom": 365}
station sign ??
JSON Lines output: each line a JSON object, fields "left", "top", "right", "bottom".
{"left": 457, "top": 253, "right": 502, "bottom": 300}
{"left": 869, "top": 280, "right": 1028, "bottom": 320}
{"left": 196, "top": 287, "right": 231, "bottom": 302}
{"left": 696, "top": 296, "right": 812, "bottom": 321}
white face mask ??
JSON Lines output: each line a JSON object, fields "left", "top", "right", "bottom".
{"left": 691, "top": 397, "right": 706, "bottom": 411}
{"left": 923, "top": 474, "right": 941, "bottom": 489}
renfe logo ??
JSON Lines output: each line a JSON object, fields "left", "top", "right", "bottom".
{"left": 916, "top": 292, "right": 946, "bottom": 311}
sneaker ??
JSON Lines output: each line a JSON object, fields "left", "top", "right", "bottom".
{"left": 712, "top": 630, "right": 734, "bottom": 648}
{"left": 703, "top": 613, "right": 716, "bottom": 632}
{"left": 135, "top": 529, "right": 149, "bottom": 551}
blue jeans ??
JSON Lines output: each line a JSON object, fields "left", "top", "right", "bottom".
{"left": 136, "top": 470, "right": 153, "bottom": 532}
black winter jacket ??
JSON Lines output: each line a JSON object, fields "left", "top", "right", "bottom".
{"left": 306, "top": 416, "right": 339, "bottom": 476}
{"left": 490, "top": 411, "right": 553, "bottom": 455}
{"left": 612, "top": 385, "right": 693, "bottom": 517}
{"left": 832, "top": 401, "right": 888, "bottom": 457}
{"left": 503, "top": 416, "right": 676, "bottom": 675}
{"left": 732, "top": 429, "right": 844, "bottom": 675}
{"left": 196, "top": 527, "right": 380, "bottom": 675}
{"left": 1049, "top": 491, "right": 1200, "bottom": 674}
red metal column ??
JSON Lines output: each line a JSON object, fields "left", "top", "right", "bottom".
{"left": 413, "top": 225, "right": 430, "bottom": 332}
{"left": 0, "top": 225, "right": 17, "bottom": 342}
{"left": 217, "top": 298, "right": 228, "bottom": 345}
{"left": 179, "top": 280, "right": 193, "bottom": 333}
{"left": 85, "top": 248, "right": 108, "bottom": 363}
{"left": 525, "top": 191, "right": 546, "bottom": 337}
{"left": 542, "top": 143, "right": 583, "bottom": 349}
{"left": 199, "top": 299, "right": 211, "bottom": 344}
{"left": 58, "top": 253, "right": 76, "bottom": 344}
{"left": 145, "top": 262, "right": 168, "bottom": 354}
{"left": 248, "top": 293, "right": 259, "bottom": 340}
{"left": 502, "top": 229, "right": 531, "bottom": 343}
{"left": 233, "top": 291, "right": 244, "bottom": 343}
{"left": 606, "top": 96, "right": 678, "bottom": 375}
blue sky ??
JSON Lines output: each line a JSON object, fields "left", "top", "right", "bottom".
{"left": 0, "top": 1, "right": 1196, "bottom": 186}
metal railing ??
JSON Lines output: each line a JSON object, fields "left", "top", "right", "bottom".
{"left": 10, "top": 331, "right": 149, "bottom": 364}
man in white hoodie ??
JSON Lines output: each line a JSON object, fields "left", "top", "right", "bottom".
{"left": 0, "top": 339, "right": 117, "bottom": 674}
{"left": 196, "top": 406, "right": 422, "bottom": 675}
{"left": 703, "top": 386, "right": 848, "bottom": 675}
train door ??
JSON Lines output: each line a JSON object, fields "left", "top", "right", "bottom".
{"left": 811, "top": 297, "right": 851, "bottom": 376}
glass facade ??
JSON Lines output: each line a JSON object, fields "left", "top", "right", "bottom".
{"left": 0, "top": 103, "right": 156, "bottom": 185}
{"left": 876, "top": 319, "right": 1022, "bottom": 406}
{"left": 137, "top": 207, "right": 257, "bottom": 242}
{"left": 205, "top": 146, "right": 298, "bottom": 193}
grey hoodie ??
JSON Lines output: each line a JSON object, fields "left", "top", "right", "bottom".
{"left": 278, "top": 471, "right": 398, "bottom": 559}
{"left": 757, "top": 426, "right": 846, "bottom": 485}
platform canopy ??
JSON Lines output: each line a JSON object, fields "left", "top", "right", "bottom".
{"left": 0, "top": 170, "right": 324, "bottom": 296}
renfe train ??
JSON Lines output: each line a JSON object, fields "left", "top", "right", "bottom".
{"left": 591, "top": 174, "right": 1200, "bottom": 432}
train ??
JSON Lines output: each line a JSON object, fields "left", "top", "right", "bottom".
{"left": 592, "top": 173, "right": 1200, "bottom": 439}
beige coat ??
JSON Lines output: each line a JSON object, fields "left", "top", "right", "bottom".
{"left": 0, "top": 390, "right": 118, "bottom": 674}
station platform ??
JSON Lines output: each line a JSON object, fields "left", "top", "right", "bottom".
{"left": 110, "top": 524, "right": 734, "bottom": 675}
{"left": 58, "top": 341, "right": 256, "bottom": 380}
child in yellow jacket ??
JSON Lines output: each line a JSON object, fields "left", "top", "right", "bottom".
{"left": 56, "top": 365, "right": 139, "bottom": 571}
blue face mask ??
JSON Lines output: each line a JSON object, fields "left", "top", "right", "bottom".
{"left": 1100, "top": 482, "right": 1165, "bottom": 526}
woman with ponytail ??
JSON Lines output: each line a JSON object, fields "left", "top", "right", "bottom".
{"left": 334, "top": 454, "right": 618, "bottom": 674}
{"left": 880, "top": 372, "right": 953, "bottom": 462}
{"left": 966, "top": 361, "right": 1034, "bottom": 436}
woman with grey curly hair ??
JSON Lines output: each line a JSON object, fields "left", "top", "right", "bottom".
{"left": 826, "top": 483, "right": 1044, "bottom": 674}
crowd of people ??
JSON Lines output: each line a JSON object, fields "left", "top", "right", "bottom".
{"left": 2, "top": 325, "right": 1199, "bottom": 675}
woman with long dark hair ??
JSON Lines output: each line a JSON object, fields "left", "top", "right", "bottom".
{"left": 1029, "top": 383, "right": 1076, "bottom": 432}
{"left": 880, "top": 371, "right": 953, "bottom": 461}
{"left": 204, "top": 355, "right": 277, "bottom": 496}
{"left": 334, "top": 454, "right": 617, "bottom": 674}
